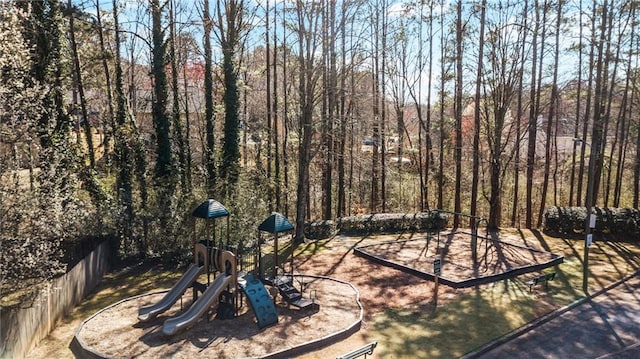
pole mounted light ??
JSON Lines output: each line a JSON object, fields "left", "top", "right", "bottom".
{"left": 574, "top": 137, "right": 596, "bottom": 294}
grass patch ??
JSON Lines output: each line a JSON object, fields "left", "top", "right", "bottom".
{"left": 66, "top": 263, "right": 184, "bottom": 323}
{"left": 369, "top": 230, "right": 640, "bottom": 358}
{"left": 372, "top": 278, "right": 575, "bottom": 358}
{"left": 259, "top": 237, "right": 331, "bottom": 276}
{"left": 295, "top": 238, "right": 331, "bottom": 256}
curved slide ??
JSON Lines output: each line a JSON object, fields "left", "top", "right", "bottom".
{"left": 138, "top": 263, "right": 204, "bottom": 322}
{"left": 162, "top": 274, "right": 232, "bottom": 336}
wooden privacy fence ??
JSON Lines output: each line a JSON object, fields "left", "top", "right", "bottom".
{"left": 0, "top": 241, "right": 110, "bottom": 359}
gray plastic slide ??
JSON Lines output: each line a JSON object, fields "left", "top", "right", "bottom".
{"left": 137, "top": 263, "right": 204, "bottom": 322}
{"left": 162, "top": 274, "right": 232, "bottom": 336}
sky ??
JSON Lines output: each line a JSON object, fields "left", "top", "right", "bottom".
{"left": 73, "top": 0, "right": 623, "bottom": 106}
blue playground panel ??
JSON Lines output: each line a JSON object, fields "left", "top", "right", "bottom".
{"left": 242, "top": 274, "right": 278, "bottom": 329}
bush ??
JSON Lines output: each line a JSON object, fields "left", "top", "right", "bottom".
{"left": 304, "top": 220, "right": 337, "bottom": 239}
{"left": 337, "top": 211, "right": 448, "bottom": 235}
{"left": 1, "top": 185, "right": 99, "bottom": 286}
{"left": 543, "top": 206, "right": 640, "bottom": 237}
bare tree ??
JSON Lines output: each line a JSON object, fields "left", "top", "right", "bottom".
{"left": 537, "top": 0, "right": 563, "bottom": 227}
{"left": 525, "top": 0, "right": 541, "bottom": 228}
{"left": 470, "top": 0, "right": 486, "bottom": 228}
{"left": 454, "top": 0, "right": 463, "bottom": 226}
{"left": 613, "top": 2, "right": 637, "bottom": 207}
{"left": 202, "top": 0, "right": 216, "bottom": 195}
{"left": 112, "top": 0, "right": 134, "bottom": 250}
{"left": 68, "top": 0, "right": 95, "bottom": 170}
{"left": 370, "top": 0, "right": 382, "bottom": 213}
{"left": 576, "top": 0, "right": 598, "bottom": 207}
{"left": 293, "top": 0, "right": 323, "bottom": 242}
{"left": 511, "top": 0, "right": 530, "bottom": 226}
{"left": 93, "top": 0, "right": 115, "bottom": 172}
{"left": 568, "top": 0, "right": 585, "bottom": 207}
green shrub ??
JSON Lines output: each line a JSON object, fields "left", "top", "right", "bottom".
{"left": 304, "top": 220, "right": 337, "bottom": 239}
{"left": 337, "top": 211, "right": 448, "bottom": 235}
{"left": 543, "top": 206, "right": 640, "bottom": 237}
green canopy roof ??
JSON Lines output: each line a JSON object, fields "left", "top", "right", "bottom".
{"left": 192, "top": 199, "right": 229, "bottom": 219}
{"left": 258, "top": 212, "right": 294, "bottom": 233}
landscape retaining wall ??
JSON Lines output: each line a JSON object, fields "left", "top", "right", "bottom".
{"left": 0, "top": 241, "right": 109, "bottom": 359}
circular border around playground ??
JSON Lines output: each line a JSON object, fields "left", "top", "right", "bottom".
{"left": 70, "top": 275, "right": 363, "bottom": 359}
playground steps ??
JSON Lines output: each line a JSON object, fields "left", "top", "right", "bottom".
{"left": 274, "top": 276, "right": 314, "bottom": 309}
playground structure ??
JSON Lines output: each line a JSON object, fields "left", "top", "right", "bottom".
{"left": 137, "top": 200, "right": 315, "bottom": 335}
{"left": 355, "top": 209, "right": 564, "bottom": 288}
{"left": 257, "top": 212, "right": 315, "bottom": 309}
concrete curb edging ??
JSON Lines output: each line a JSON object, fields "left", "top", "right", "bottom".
{"left": 461, "top": 268, "right": 640, "bottom": 359}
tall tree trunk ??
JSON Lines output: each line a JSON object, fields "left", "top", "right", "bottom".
{"left": 512, "top": 0, "right": 529, "bottom": 226}
{"left": 321, "top": 0, "right": 333, "bottom": 220}
{"left": 282, "top": 9, "right": 291, "bottom": 216}
{"left": 525, "top": 0, "right": 540, "bottom": 228}
{"left": 293, "top": 0, "right": 319, "bottom": 243}
{"left": 266, "top": 0, "right": 273, "bottom": 210}
{"left": 569, "top": 0, "right": 584, "bottom": 206}
{"left": 151, "top": 0, "right": 173, "bottom": 184}
{"left": 577, "top": 0, "right": 598, "bottom": 206}
{"left": 336, "top": 0, "right": 348, "bottom": 218}
{"left": 615, "top": 5, "right": 637, "bottom": 206}
{"left": 68, "top": 1, "right": 95, "bottom": 169}
{"left": 215, "top": 0, "right": 246, "bottom": 195}
{"left": 437, "top": 3, "right": 445, "bottom": 211}
{"left": 424, "top": 1, "right": 434, "bottom": 212}
{"left": 113, "top": 0, "right": 134, "bottom": 252}
{"left": 454, "top": 0, "right": 463, "bottom": 226}
{"left": 169, "top": 0, "right": 187, "bottom": 192}
{"left": 273, "top": 1, "right": 281, "bottom": 211}
{"left": 471, "top": 0, "right": 486, "bottom": 228}
{"left": 94, "top": 0, "right": 115, "bottom": 173}
{"left": 530, "top": 0, "right": 548, "bottom": 224}
{"left": 589, "top": 0, "right": 610, "bottom": 206}
{"left": 537, "top": 1, "right": 562, "bottom": 227}
{"left": 203, "top": 0, "right": 216, "bottom": 195}
{"left": 181, "top": 47, "right": 192, "bottom": 189}
{"left": 68, "top": 0, "right": 108, "bottom": 205}
{"left": 370, "top": 2, "right": 380, "bottom": 213}
{"left": 635, "top": 97, "right": 640, "bottom": 208}
{"left": 602, "top": 4, "right": 625, "bottom": 207}
{"left": 380, "top": 0, "right": 388, "bottom": 213}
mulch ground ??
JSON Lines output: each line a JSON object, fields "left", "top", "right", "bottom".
{"left": 75, "top": 276, "right": 360, "bottom": 359}
{"left": 355, "top": 231, "right": 562, "bottom": 286}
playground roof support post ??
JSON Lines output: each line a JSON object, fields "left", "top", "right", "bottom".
{"left": 258, "top": 212, "right": 294, "bottom": 280}
{"left": 192, "top": 199, "right": 231, "bottom": 284}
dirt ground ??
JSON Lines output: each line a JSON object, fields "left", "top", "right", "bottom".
{"left": 356, "top": 231, "right": 561, "bottom": 285}
{"left": 30, "top": 232, "right": 562, "bottom": 358}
